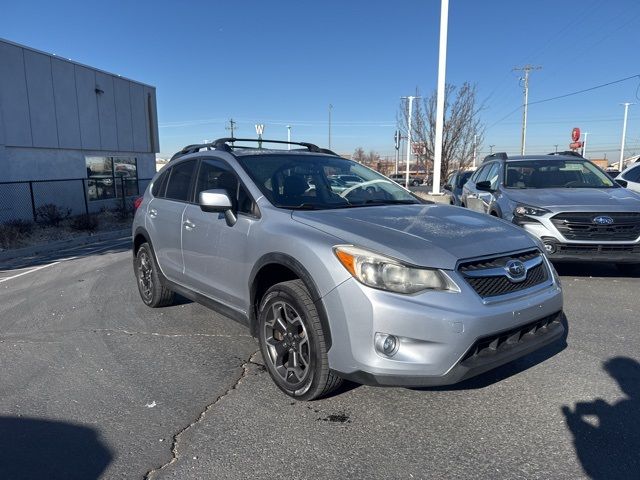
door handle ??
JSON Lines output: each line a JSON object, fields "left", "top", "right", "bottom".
{"left": 149, "top": 208, "right": 158, "bottom": 218}
{"left": 183, "top": 219, "right": 196, "bottom": 231}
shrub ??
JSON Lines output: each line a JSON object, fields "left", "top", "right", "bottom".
{"left": 35, "top": 204, "right": 71, "bottom": 227}
{"left": 70, "top": 214, "right": 100, "bottom": 232}
{"left": 0, "top": 224, "right": 21, "bottom": 249}
{"left": 4, "top": 218, "right": 34, "bottom": 236}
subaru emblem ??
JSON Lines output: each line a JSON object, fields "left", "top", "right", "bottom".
{"left": 505, "top": 260, "right": 527, "bottom": 282}
{"left": 593, "top": 216, "right": 614, "bottom": 225}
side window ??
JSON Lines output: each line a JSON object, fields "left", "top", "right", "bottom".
{"left": 474, "top": 164, "right": 491, "bottom": 183}
{"left": 151, "top": 170, "right": 169, "bottom": 198}
{"left": 195, "top": 159, "right": 258, "bottom": 216}
{"left": 623, "top": 165, "right": 640, "bottom": 182}
{"left": 486, "top": 163, "right": 501, "bottom": 189}
{"left": 165, "top": 160, "right": 197, "bottom": 202}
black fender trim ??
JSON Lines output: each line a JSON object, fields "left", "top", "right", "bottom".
{"left": 249, "top": 253, "right": 332, "bottom": 349}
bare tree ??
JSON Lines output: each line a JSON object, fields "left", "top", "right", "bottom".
{"left": 352, "top": 147, "right": 366, "bottom": 163}
{"left": 398, "top": 83, "right": 484, "bottom": 178}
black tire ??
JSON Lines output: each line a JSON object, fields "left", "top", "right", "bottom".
{"left": 258, "top": 279, "right": 342, "bottom": 401}
{"left": 616, "top": 263, "right": 640, "bottom": 275}
{"left": 134, "top": 242, "right": 174, "bottom": 307}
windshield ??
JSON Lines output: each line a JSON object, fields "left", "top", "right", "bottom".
{"left": 505, "top": 159, "right": 616, "bottom": 189}
{"left": 236, "top": 154, "right": 421, "bottom": 209}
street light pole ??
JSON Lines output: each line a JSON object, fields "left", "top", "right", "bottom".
{"left": 431, "top": 0, "right": 450, "bottom": 195}
{"left": 472, "top": 134, "right": 477, "bottom": 168}
{"left": 582, "top": 132, "right": 589, "bottom": 158}
{"left": 489, "top": 144, "right": 495, "bottom": 154}
{"left": 554, "top": 144, "right": 559, "bottom": 153}
{"left": 328, "top": 104, "right": 333, "bottom": 150}
{"left": 619, "top": 103, "right": 633, "bottom": 171}
{"left": 401, "top": 96, "right": 419, "bottom": 188}
{"left": 287, "top": 125, "right": 291, "bottom": 150}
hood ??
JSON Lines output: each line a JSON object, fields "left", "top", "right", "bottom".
{"left": 503, "top": 187, "right": 640, "bottom": 210}
{"left": 292, "top": 204, "right": 536, "bottom": 270}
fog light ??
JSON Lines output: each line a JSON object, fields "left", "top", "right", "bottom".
{"left": 374, "top": 333, "right": 399, "bottom": 357}
{"left": 543, "top": 242, "right": 557, "bottom": 254}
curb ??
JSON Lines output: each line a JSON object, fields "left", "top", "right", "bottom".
{"left": 0, "top": 228, "right": 132, "bottom": 263}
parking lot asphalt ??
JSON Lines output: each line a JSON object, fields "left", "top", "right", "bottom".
{"left": 0, "top": 239, "right": 638, "bottom": 479}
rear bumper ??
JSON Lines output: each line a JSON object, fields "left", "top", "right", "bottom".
{"left": 338, "top": 311, "right": 565, "bottom": 387}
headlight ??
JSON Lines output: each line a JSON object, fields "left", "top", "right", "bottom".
{"left": 333, "top": 245, "right": 459, "bottom": 294}
{"left": 514, "top": 204, "right": 550, "bottom": 217}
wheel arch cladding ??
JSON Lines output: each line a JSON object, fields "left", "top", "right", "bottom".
{"left": 249, "top": 253, "right": 332, "bottom": 349}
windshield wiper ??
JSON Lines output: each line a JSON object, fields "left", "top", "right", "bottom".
{"left": 280, "top": 203, "right": 324, "bottom": 210}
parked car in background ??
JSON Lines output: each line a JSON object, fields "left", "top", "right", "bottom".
{"left": 460, "top": 152, "right": 640, "bottom": 272}
{"left": 616, "top": 163, "right": 640, "bottom": 194}
{"left": 387, "top": 173, "right": 423, "bottom": 187}
{"left": 443, "top": 170, "right": 474, "bottom": 206}
{"left": 329, "top": 174, "right": 365, "bottom": 187}
{"left": 132, "top": 138, "right": 565, "bottom": 400}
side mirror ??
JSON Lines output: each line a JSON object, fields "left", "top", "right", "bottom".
{"left": 476, "top": 180, "right": 492, "bottom": 192}
{"left": 615, "top": 179, "right": 628, "bottom": 188}
{"left": 443, "top": 184, "right": 452, "bottom": 191}
{"left": 199, "top": 189, "right": 237, "bottom": 226}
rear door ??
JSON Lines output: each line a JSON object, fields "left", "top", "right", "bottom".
{"left": 146, "top": 159, "right": 197, "bottom": 282}
{"left": 181, "top": 158, "right": 259, "bottom": 312}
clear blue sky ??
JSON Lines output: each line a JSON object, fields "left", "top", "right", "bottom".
{"left": 4, "top": 0, "right": 640, "bottom": 162}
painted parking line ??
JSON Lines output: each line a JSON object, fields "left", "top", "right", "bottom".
{"left": 0, "top": 237, "right": 131, "bottom": 284}
{"left": 0, "top": 262, "right": 61, "bottom": 284}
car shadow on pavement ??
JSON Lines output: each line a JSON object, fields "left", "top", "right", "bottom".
{"left": 0, "top": 238, "right": 132, "bottom": 272}
{"left": 561, "top": 357, "right": 640, "bottom": 480}
{"left": 0, "top": 416, "right": 112, "bottom": 480}
{"left": 553, "top": 262, "right": 640, "bottom": 278}
{"left": 411, "top": 313, "right": 569, "bottom": 392}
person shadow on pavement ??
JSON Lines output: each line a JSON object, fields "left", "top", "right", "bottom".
{"left": 562, "top": 357, "right": 640, "bottom": 480}
{"left": 0, "top": 416, "right": 112, "bottom": 480}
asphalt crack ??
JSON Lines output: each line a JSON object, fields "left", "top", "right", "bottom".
{"left": 143, "top": 349, "right": 262, "bottom": 480}
{"left": 93, "top": 328, "right": 253, "bottom": 339}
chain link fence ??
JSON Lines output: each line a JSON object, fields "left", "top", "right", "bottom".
{"left": 0, "top": 177, "right": 153, "bottom": 224}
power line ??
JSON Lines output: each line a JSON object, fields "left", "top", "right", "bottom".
{"left": 528, "top": 74, "right": 640, "bottom": 106}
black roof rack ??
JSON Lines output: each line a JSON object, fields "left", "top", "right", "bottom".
{"left": 170, "top": 137, "right": 336, "bottom": 161}
{"left": 483, "top": 152, "right": 508, "bottom": 162}
{"left": 547, "top": 150, "right": 583, "bottom": 158}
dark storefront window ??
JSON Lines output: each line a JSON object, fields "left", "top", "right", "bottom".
{"left": 86, "top": 156, "right": 138, "bottom": 200}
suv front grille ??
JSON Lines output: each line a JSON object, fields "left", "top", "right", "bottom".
{"left": 551, "top": 212, "right": 640, "bottom": 241}
{"left": 458, "top": 250, "right": 549, "bottom": 298}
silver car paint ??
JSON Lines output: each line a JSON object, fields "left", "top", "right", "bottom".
{"left": 133, "top": 151, "right": 564, "bottom": 382}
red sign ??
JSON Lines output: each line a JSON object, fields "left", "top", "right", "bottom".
{"left": 569, "top": 141, "right": 583, "bottom": 150}
{"left": 571, "top": 128, "right": 581, "bottom": 142}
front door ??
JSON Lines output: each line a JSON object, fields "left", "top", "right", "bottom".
{"left": 181, "top": 158, "right": 258, "bottom": 313}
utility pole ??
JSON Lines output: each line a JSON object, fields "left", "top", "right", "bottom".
{"left": 394, "top": 130, "right": 401, "bottom": 175}
{"left": 287, "top": 125, "right": 291, "bottom": 150}
{"left": 401, "top": 96, "right": 420, "bottom": 188}
{"left": 489, "top": 144, "right": 495, "bottom": 154}
{"left": 513, "top": 65, "right": 542, "bottom": 155}
{"left": 582, "top": 132, "right": 589, "bottom": 158}
{"left": 431, "top": 0, "right": 450, "bottom": 195}
{"left": 619, "top": 103, "right": 633, "bottom": 171}
{"left": 328, "top": 104, "right": 333, "bottom": 150}
{"left": 225, "top": 118, "right": 237, "bottom": 138}
{"left": 472, "top": 134, "right": 478, "bottom": 168}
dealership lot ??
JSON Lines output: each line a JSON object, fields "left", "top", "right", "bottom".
{"left": 0, "top": 239, "right": 638, "bottom": 479}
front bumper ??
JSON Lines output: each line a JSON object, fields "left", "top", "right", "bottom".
{"left": 322, "top": 272, "right": 564, "bottom": 387}
{"left": 514, "top": 219, "right": 640, "bottom": 264}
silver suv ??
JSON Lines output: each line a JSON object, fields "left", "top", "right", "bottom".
{"left": 461, "top": 152, "right": 640, "bottom": 272}
{"left": 132, "top": 138, "right": 565, "bottom": 400}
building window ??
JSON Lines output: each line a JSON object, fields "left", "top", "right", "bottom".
{"left": 86, "top": 156, "right": 138, "bottom": 200}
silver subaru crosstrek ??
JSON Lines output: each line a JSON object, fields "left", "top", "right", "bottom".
{"left": 132, "top": 138, "right": 565, "bottom": 400}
